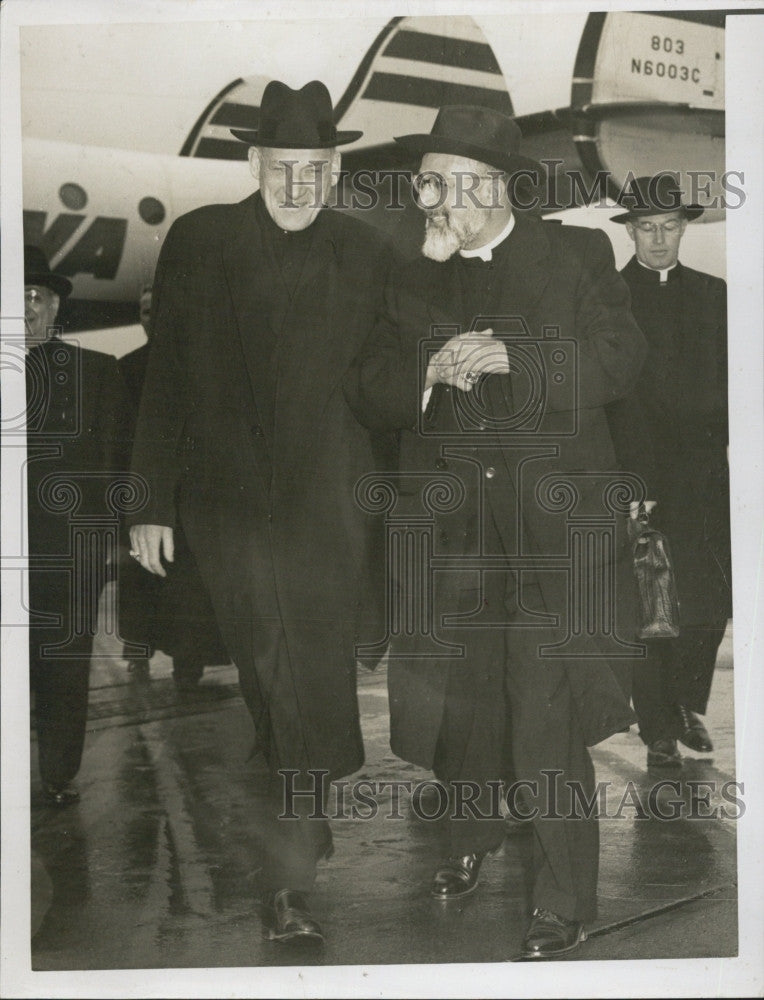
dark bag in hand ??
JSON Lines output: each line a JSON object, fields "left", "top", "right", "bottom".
{"left": 628, "top": 504, "right": 680, "bottom": 639}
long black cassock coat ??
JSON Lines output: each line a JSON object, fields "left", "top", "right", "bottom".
{"left": 118, "top": 342, "right": 229, "bottom": 667}
{"left": 346, "top": 216, "right": 648, "bottom": 770}
{"left": 26, "top": 338, "right": 127, "bottom": 597}
{"left": 609, "top": 258, "right": 731, "bottom": 627}
{"left": 26, "top": 338, "right": 127, "bottom": 786}
{"left": 26, "top": 338, "right": 128, "bottom": 668}
{"left": 129, "top": 192, "right": 394, "bottom": 781}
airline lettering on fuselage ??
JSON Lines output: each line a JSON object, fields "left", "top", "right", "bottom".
{"left": 23, "top": 211, "right": 127, "bottom": 281}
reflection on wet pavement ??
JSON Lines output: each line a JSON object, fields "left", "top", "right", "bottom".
{"left": 30, "top": 627, "right": 737, "bottom": 969}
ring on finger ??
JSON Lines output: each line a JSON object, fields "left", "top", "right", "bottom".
{"left": 129, "top": 550, "right": 141, "bottom": 560}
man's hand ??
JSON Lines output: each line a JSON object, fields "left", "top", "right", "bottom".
{"left": 129, "top": 524, "right": 174, "bottom": 577}
{"left": 426, "top": 329, "right": 510, "bottom": 392}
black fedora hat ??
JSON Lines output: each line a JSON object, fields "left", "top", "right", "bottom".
{"left": 394, "top": 105, "right": 543, "bottom": 178}
{"left": 611, "top": 173, "right": 704, "bottom": 224}
{"left": 230, "top": 79, "right": 362, "bottom": 148}
{"left": 24, "top": 244, "right": 72, "bottom": 298}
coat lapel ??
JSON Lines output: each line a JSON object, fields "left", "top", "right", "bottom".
{"left": 271, "top": 211, "right": 360, "bottom": 475}
{"left": 489, "top": 215, "right": 552, "bottom": 324}
{"left": 678, "top": 262, "right": 702, "bottom": 352}
{"left": 221, "top": 193, "right": 275, "bottom": 477}
{"left": 222, "top": 192, "right": 268, "bottom": 391}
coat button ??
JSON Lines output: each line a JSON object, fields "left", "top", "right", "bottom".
{"left": 435, "top": 458, "right": 448, "bottom": 470}
{"left": 252, "top": 424, "right": 263, "bottom": 437}
{"left": 485, "top": 466, "right": 496, "bottom": 479}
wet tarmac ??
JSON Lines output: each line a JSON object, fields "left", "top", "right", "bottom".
{"left": 27, "top": 605, "right": 738, "bottom": 974}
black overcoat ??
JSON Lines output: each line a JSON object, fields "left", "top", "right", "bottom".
{"left": 611, "top": 257, "right": 731, "bottom": 627}
{"left": 26, "top": 338, "right": 127, "bottom": 652}
{"left": 129, "top": 192, "right": 394, "bottom": 780}
{"left": 347, "top": 216, "right": 648, "bottom": 769}
{"left": 117, "top": 343, "right": 229, "bottom": 666}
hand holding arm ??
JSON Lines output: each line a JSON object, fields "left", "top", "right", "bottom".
{"left": 426, "top": 329, "right": 509, "bottom": 392}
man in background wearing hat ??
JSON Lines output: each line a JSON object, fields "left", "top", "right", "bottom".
{"left": 24, "top": 245, "right": 127, "bottom": 806}
{"left": 128, "top": 81, "right": 395, "bottom": 945}
{"left": 347, "top": 106, "right": 646, "bottom": 958}
{"left": 608, "top": 173, "right": 731, "bottom": 768}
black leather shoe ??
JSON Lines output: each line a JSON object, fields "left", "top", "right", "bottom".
{"left": 676, "top": 704, "right": 713, "bottom": 752}
{"left": 523, "top": 907, "right": 587, "bottom": 959}
{"left": 431, "top": 847, "right": 500, "bottom": 899}
{"left": 42, "top": 783, "right": 80, "bottom": 807}
{"left": 647, "top": 737, "right": 682, "bottom": 767}
{"left": 261, "top": 889, "right": 324, "bottom": 945}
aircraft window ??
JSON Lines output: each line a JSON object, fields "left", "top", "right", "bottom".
{"left": 139, "top": 197, "right": 166, "bottom": 225}
{"left": 59, "top": 183, "right": 87, "bottom": 210}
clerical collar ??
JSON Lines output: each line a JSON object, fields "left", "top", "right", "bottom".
{"left": 637, "top": 258, "right": 678, "bottom": 284}
{"left": 459, "top": 213, "right": 515, "bottom": 262}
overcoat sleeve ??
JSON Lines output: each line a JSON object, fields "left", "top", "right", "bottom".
{"left": 343, "top": 274, "right": 426, "bottom": 433}
{"left": 127, "top": 221, "right": 191, "bottom": 527}
{"left": 565, "top": 228, "right": 647, "bottom": 411}
{"left": 345, "top": 228, "right": 647, "bottom": 428}
{"left": 604, "top": 390, "right": 659, "bottom": 500}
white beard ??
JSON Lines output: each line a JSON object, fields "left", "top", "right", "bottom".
{"left": 422, "top": 220, "right": 462, "bottom": 261}
{"left": 421, "top": 208, "right": 484, "bottom": 262}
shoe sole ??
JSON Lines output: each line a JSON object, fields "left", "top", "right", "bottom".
{"left": 263, "top": 928, "right": 324, "bottom": 945}
{"left": 677, "top": 737, "right": 714, "bottom": 753}
{"left": 42, "top": 792, "right": 80, "bottom": 807}
{"left": 523, "top": 927, "right": 588, "bottom": 959}
{"left": 431, "top": 879, "right": 479, "bottom": 900}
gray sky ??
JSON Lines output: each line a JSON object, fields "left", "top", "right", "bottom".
{"left": 20, "top": 17, "right": 390, "bottom": 152}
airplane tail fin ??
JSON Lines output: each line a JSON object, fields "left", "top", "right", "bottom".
{"left": 333, "top": 15, "right": 512, "bottom": 151}
{"left": 179, "top": 76, "right": 268, "bottom": 159}
{"left": 568, "top": 10, "right": 726, "bottom": 221}
{"left": 180, "top": 16, "right": 512, "bottom": 161}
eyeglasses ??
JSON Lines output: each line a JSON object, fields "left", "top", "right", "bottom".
{"left": 412, "top": 171, "right": 447, "bottom": 201}
{"left": 412, "top": 169, "right": 506, "bottom": 208}
{"left": 632, "top": 219, "right": 683, "bottom": 235}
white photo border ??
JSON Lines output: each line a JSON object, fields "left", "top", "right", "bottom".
{"left": 1, "top": 1, "right": 762, "bottom": 996}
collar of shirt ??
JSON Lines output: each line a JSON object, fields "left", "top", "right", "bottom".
{"left": 459, "top": 212, "right": 516, "bottom": 262}
{"left": 637, "top": 258, "right": 678, "bottom": 284}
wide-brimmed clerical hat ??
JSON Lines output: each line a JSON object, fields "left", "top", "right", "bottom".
{"left": 610, "top": 173, "right": 704, "bottom": 223}
{"left": 230, "top": 79, "right": 362, "bottom": 148}
{"left": 394, "top": 105, "right": 543, "bottom": 178}
{"left": 24, "top": 244, "right": 72, "bottom": 298}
